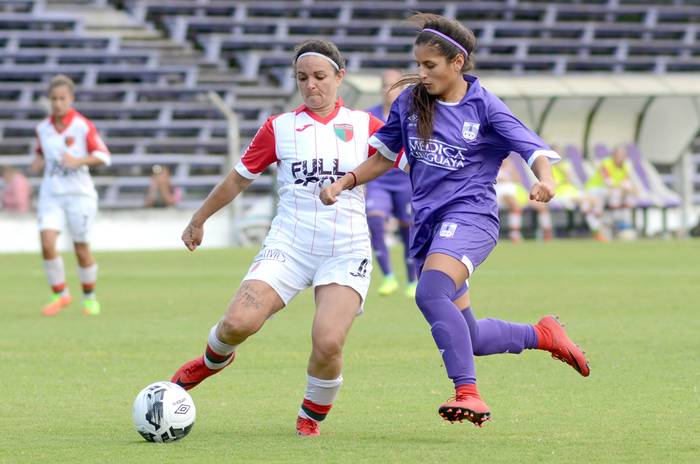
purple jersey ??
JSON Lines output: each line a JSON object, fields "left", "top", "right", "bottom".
{"left": 369, "top": 74, "right": 559, "bottom": 258}
{"left": 365, "top": 104, "right": 411, "bottom": 191}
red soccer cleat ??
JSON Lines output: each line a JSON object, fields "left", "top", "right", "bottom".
{"left": 42, "top": 294, "right": 72, "bottom": 316}
{"left": 296, "top": 416, "right": 320, "bottom": 436}
{"left": 170, "top": 354, "right": 234, "bottom": 391}
{"left": 438, "top": 384, "right": 491, "bottom": 427}
{"left": 535, "top": 315, "right": 590, "bottom": 377}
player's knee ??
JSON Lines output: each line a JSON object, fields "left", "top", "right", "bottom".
{"left": 219, "top": 313, "right": 261, "bottom": 340}
{"left": 311, "top": 334, "right": 344, "bottom": 362}
{"left": 415, "top": 270, "right": 454, "bottom": 311}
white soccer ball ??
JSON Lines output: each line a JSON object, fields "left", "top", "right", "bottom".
{"left": 132, "top": 381, "right": 196, "bottom": 443}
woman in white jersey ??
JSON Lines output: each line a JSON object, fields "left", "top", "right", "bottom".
{"left": 170, "top": 39, "right": 384, "bottom": 437}
{"left": 32, "top": 74, "right": 111, "bottom": 316}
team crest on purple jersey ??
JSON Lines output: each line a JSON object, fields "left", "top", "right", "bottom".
{"left": 461, "top": 122, "right": 480, "bottom": 141}
{"left": 333, "top": 124, "right": 354, "bottom": 142}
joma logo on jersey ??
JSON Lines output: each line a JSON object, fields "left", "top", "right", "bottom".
{"left": 291, "top": 159, "right": 346, "bottom": 186}
{"left": 408, "top": 137, "right": 467, "bottom": 171}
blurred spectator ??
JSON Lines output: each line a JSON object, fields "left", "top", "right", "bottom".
{"left": 1, "top": 166, "right": 31, "bottom": 213}
{"left": 495, "top": 157, "right": 553, "bottom": 242}
{"left": 585, "top": 145, "right": 637, "bottom": 238}
{"left": 549, "top": 148, "right": 606, "bottom": 241}
{"left": 144, "top": 164, "right": 180, "bottom": 208}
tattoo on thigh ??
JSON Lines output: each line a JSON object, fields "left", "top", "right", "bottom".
{"left": 235, "top": 282, "right": 262, "bottom": 311}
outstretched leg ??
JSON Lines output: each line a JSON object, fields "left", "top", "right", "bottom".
{"left": 171, "top": 280, "right": 285, "bottom": 390}
{"left": 453, "top": 289, "right": 590, "bottom": 376}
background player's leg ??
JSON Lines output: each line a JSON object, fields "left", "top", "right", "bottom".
{"left": 367, "top": 184, "right": 398, "bottom": 296}
{"left": 74, "top": 242, "right": 100, "bottom": 315}
{"left": 392, "top": 188, "right": 417, "bottom": 296}
{"left": 171, "top": 279, "right": 285, "bottom": 390}
{"left": 40, "top": 229, "right": 71, "bottom": 316}
{"left": 504, "top": 195, "right": 523, "bottom": 242}
{"left": 296, "top": 284, "right": 359, "bottom": 436}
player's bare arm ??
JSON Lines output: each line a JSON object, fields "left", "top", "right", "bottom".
{"left": 182, "top": 170, "right": 253, "bottom": 251}
{"left": 320, "top": 154, "right": 394, "bottom": 205}
{"left": 61, "top": 153, "right": 106, "bottom": 169}
{"left": 529, "top": 156, "right": 556, "bottom": 203}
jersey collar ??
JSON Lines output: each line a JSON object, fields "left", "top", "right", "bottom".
{"left": 50, "top": 108, "right": 77, "bottom": 133}
{"left": 294, "top": 97, "right": 344, "bottom": 124}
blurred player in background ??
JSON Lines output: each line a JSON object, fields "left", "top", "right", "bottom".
{"left": 321, "top": 13, "right": 589, "bottom": 427}
{"left": 549, "top": 145, "right": 607, "bottom": 241}
{"left": 170, "top": 39, "right": 384, "bottom": 437}
{"left": 585, "top": 145, "right": 637, "bottom": 238}
{"left": 31, "top": 74, "right": 110, "bottom": 316}
{"left": 365, "top": 69, "right": 417, "bottom": 297}
{"left": 495, "top": 156, "right": 553, "bottom": 242}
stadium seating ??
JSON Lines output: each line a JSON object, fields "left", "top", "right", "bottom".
{"left": 0, "top": 0, "right": 696, "bottom": 214}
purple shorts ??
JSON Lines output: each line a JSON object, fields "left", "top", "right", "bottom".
{"left": 366, "top": 181, "right": 412, "bottom": 223}
{"left": 414, "top": 219, "right": 497, "bottom": 277}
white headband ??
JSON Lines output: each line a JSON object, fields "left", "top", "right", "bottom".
{"left": 295, "top": 52, "right": 340, "bottom": 71}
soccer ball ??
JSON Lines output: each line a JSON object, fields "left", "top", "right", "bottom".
{"left": 132, "top": 381, "right": 196, "bottom": 443}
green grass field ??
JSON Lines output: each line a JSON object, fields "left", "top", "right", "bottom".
{"left": 1, "top": 240, "right": 699, "bottom": 463}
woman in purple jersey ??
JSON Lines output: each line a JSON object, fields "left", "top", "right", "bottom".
{"left": 321, "top": 13, "right": 590, "bottom": 427}
{"left": 365, "top": 69, "right": 417, "bottom": 297}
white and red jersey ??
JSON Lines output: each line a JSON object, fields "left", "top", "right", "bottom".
{"left": 36, "top": 108, "right": 110, "bottom": 198}
{"left": 235, "top": 98, "right": 383, "bottom": 256}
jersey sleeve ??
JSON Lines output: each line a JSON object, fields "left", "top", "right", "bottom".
{"left": 234, "top": 116, "right": 278, "bottom": 179}
{"left": 366, "top": 113, "right": 384, "bottom": 157}
{"left": 487, "top": 95, "right": 560, "bottom": 167}
{"left": 85, "top": 119, "right": 111, "bottom": 166}
{"left": 395, "top": 150, "right": 409, "bottom": 172}
{"left": 368, "top": 98, "right": 403, "bottom": 162}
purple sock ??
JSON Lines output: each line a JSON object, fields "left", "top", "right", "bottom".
{"left": 399, "top": 225, "right": 417, "bottom": 282}
{"left": 368, "top": 215, "right": 391, "bottom": 275}
{"left": 415, "top": 270, "right": 475, "bottom": 386}
{"left": 461, "top": 306, "right": 538, "bottom": 355}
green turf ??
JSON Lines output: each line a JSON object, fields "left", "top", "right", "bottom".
{"left": 1, "top": 240, "right": 699, "bottom": 463}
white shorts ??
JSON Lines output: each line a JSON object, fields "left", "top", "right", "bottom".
{"left": 495, "top": 181, "right": 517, "bottom": 200}
{"left": 242, "top": 241, "right": 373, "bottom": 308}
{"left": 38, "top": 194, "right": 97, "bottom": 243}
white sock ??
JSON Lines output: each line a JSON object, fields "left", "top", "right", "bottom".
{"left": 586, "top": 213, "right": 601, "bottom": 232}
{"left": 79, "top": 264, "right": 98, "bottom": 298}
{"left": 43, "top": 257, "right": 67, "bottom": 293}
{"left": 204, "top": 323, "right": 238, "bottom": 370}
{"left": 508, "top": 212, "right": 522, "bottom": 240}
{"left": 508, "top": 212, "right": 522, "bottom": 230}
{"left": 538, "top": 211, "right": 552, "bottom": 230}
{"left": 298, "top": 375, "right": 343, "bottom": 422}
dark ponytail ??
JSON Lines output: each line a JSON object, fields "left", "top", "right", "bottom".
{"left": 393, "top": 13, "right": 477, "bottom": 140}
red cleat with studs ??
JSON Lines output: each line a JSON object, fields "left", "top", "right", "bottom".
{"left": 535, "top": 315, "right": 590, "bottom": 377}
{"left": 438, "top": 384, "right": 491, "bottom": 427}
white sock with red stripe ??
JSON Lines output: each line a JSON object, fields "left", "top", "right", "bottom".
{"left": 298, "top": 374, "right": 343, "bottom": 423}
{"left": 43, "top": 257, "right": 68, "bottom": 295}
{"left": 203, "top": 324, "right": 237, "bottom": 370}
{"left": 78, "top": 264, "right": 98, "bottom": 299}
